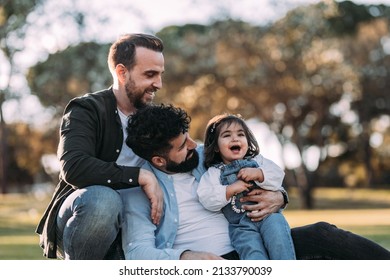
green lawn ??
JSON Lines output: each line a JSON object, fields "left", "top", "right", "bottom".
{"left": 0, "top": 193, "right": 46, "bottom": 260}
{"left": 285, "top": 187, "right": 390, "bottom": 251}
{"left": 0, "top": 187, "right": 389, "bottom": 260}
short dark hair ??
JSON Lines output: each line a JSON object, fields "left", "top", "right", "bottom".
{"left": 107, "top": 33, "right": 163, "bottom": 72}
{"left": 126, "top": 104, "right": 191, "bottom": 161}
{"left": 203, "top": 114, "right": 259, "bottom": 168}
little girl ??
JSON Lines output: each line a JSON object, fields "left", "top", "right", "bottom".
{"left": 197, "top": 113, "right": 296, "bottom": 260}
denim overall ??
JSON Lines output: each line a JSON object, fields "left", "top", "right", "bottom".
{"left": 217, "top": 158, "right": 296, "bottom": 260}
{"left": 219, "top": 159, "right": 259, "bottom": 224}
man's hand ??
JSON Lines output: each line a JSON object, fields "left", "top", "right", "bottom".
{"left": 240, "top": 189, "right": 283, "bottom": 222}
{"left": 180, "top": 250, "right": 225, "bottom": 260}
{"left": 138, "top": 168, "right": 163, "bottom": 225}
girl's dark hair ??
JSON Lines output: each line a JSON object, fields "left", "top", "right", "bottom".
{"left": 203, "top": 114, "right": 259, "bottom": 168}
{"left": 126, "top": 104, "right": 190, "bottom": 161}
{"left": 107, "top": 33, "right": 163, "bottom": 72}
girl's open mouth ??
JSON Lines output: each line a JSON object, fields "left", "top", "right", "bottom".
{"left": 230, "top": 145, "right": 241, "bottom": 152}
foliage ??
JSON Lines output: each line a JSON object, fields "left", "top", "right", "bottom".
{"left": 23, "top": 1, "right": 390, "bottom": 208}
{"left": 0, "top": 0, "right": 46, "bottom": 105}
{"left": 6, "top": 123, "right": 57, "bottom": 189}
{"left": 0, "top": 0, "right": 46, "bottom": 193}
{"left": 155, "top": 1, "right": 390, "bottom": 207}
{"left": 27, "top": 42, "right": 111, "bottom": 118}
{"left": 0, "top": 0, "right": 89, "bottom": 191}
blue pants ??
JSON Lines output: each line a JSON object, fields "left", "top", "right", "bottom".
{"left": 229, "top": 212, "right": 295, "bottom": 259}
{"left": 56, "top": 185, "right": 124, "bottom": 259}
{"left": 219, "top": 159, "right": 296, "bottom": 259}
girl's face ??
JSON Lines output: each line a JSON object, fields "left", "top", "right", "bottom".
{"left": 217, "top": 122, "right": 249, "bottom": 164}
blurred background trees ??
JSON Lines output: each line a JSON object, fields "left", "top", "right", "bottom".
{"left": 0, "top": 0, "right": 45, "bottom": 194}
{"left": 1, "top": 0, "right": 389, "bottom": 209}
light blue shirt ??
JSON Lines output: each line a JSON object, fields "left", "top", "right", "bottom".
{"left": 119, "top": 146, "right": 207, "bottom": 260}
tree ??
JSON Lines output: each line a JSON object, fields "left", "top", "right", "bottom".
{"left": 28, "top": 1, "right": 390, "bottom": 208}
{"left": 0, "top": 0, "right": 45, "bottom": 193}
{"left": 27, "top": 42, "right": 111, "bottom": 120}
{"left": 6, "top": 122, "right": 57, "bottom": 192}
{"left": 156, "top": 1, "right": 390, "bottom": 208}
{"left": 1, "top": 0, "right": 96, "bottom": 192}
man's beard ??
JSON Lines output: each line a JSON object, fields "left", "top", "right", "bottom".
{"left": 165, "top": 149, "right": 199, "bottom": 173}
{"left": 125, "top": 78, "right": 152, "bottom": 110}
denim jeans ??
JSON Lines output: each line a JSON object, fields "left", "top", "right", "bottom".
{"left": 229, "top": 212, "right": 296, "bottom": 259}
{"left": 56, "top": 185, "right": 124, "bottom": 259}
{"left": 219, "top": 159, "right": 296, "bottom": 260}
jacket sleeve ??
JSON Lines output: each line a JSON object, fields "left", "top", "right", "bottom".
{"left": 253, "top": 154, "right": 285, "bottom": 191}
{"left": 57, "top": 99, "right": 139, "bottom": 189}
{"left": 119, "top": 187, "right": 186, "bottom": 260}
{"left": 197, "top": 167, "right": 230, "bottom": 212}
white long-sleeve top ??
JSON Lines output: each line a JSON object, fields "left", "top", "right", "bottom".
{"left": 197, "top": 154, "right": 285, "bottom": 212}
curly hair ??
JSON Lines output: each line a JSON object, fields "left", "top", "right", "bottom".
{"left": 126, "top": 104, "right": 191, "bottom": 161}
{"left": 203, "top": 113, "right": 259, "bottom": 168}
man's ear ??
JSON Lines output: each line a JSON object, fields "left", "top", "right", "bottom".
{"left": 151, "top": 155, "right": 166, "bottom": 168}
{"left": 115, "top": 64, "right": 127, "bottom": 82}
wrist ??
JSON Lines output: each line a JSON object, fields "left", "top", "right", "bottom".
{"left": 226, "top": 185, "right": 238, "bottom": 198}
{"left": 280, "top": 189, "right": 289, "bottom": 208}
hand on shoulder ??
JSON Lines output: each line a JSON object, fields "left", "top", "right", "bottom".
{"left": 138, "top": 168, "right": 164, "bottom": 225}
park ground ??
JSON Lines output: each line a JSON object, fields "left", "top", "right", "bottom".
{"left": 0, "top": 186, "right": 389, "bottom": 259}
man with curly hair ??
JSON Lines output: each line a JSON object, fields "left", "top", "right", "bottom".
{"left": 121, "top": 103, "right": 390, "bottom": 260}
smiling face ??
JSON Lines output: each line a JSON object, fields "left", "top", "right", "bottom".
{"left": 158, "top": 132, "right": 199, "bottom": 174}
{"left": 124, "top": 47, "right": 165, "bottom": 109}
{"left": 217, "top": 122, "right": 249, "bottom": 164}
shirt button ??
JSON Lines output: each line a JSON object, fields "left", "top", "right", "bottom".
{"left": 107, "top": 179, "right": 111, "bottom": 183}
{"left": 116, "top": 149, "right": 120, "bottom": 153}
{"left": 129, "top": 179, "right": 133, "bottom": 183}
{"left": 174, "top": 219, "right": 178, "bottom": 223}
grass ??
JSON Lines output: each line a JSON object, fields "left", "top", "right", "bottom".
{"left": 284, "top": 187, "right": 390, "bottom": 251}
{"left": 0, "top": 193, "right": 46, "bottom": 260}
{"left": 0, "top": 187, "right": 389, "bottom": 260}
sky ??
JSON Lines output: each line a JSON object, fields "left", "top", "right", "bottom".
{"left": 2, "top": 0, "right": 390, "bottom": 127}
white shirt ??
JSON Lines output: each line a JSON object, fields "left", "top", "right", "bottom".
{"left": 116, "top": 109, "right": 145, "bottom": 167}
{"left": 170, "top": 172, "right": 234, "bottom": 256}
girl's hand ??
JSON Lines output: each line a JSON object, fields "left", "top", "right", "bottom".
{"left": 237, "top": 167, "right": 264, "bottom": 183}
{"left": 226, "top": 180, "right": 252, "bottom": 199}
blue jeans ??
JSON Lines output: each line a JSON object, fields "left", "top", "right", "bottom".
{"left": 219, "top": 159, "right": 296, "bottom": 260}
{"left": 229, "top": 212, "right": 296, "bottom": 259}
{"left": 56, "top": 185, "right": 124, "bottom": 259}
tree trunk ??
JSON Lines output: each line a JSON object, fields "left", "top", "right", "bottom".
{"left": 293, "top": 164, "right": 313, "bottom": 209}
{"left": 0, "top": 101, "right": 8, "bottom": 194}
{"left": 362, "top": 122, "right": 373, "bottom": 188}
